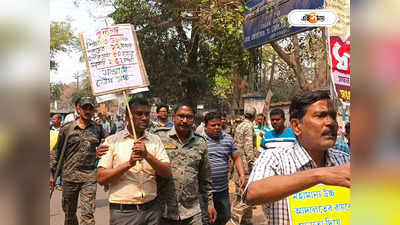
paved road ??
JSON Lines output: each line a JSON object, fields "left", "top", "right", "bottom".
{"left": 50, "top": 182, "right": 267, "bottom": 225}
{"left": 50, "top": 185, "right": 109, "bottom": 225}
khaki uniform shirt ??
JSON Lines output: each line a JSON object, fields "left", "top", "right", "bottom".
{"left": 98, "top": 129, "right": 170, "bottom": 204}
{"left": 154, "top": 127, "right": 214, "bottom": 220}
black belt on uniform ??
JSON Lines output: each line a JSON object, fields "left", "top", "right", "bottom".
{"left": 109, "top": 198, "right": 157, "bottom": 211}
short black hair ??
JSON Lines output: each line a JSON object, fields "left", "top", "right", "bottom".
{"left": 156, "top": 104, "right": 169, "bottom": 113}
{"left": 127, "top": 96, "right": 149, "bottom": 111}
{"left": 204, "top": 111, "right": 221, "bottom": 126}
{"left": 174, "top": 104, "right": 195, "bottom": 115}
{"left": 289, "top": 90, "right": 333, "bottom": 121}
{"left": 270, "top": 108, "right": 285, "bottom": 119}
{"left": 256, "top": 113, "right": 265, "bottom": 118}
{"left": 221, "top": 112, "right": 227, "bottom": 118}
{"left": 74, "top": 96, "right": 81, "bottom": 106}
{"left": 345, "top": 122, "right": 350, "bottom": 134}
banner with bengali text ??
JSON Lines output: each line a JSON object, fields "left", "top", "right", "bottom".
{"left": 80, "top": 24, "right": 149, "bottom": 96}
{"left": 326, "top": 0, "right": 350, "bottom": 105}
{"left": 288, "top": 184, "right": 350, "bottom": 225}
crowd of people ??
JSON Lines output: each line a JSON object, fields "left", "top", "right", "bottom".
{"left": 49, "top": 90, "right": 350, "bottom": 225}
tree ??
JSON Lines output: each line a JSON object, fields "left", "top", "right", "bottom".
{"left": 50, "top": 21, "right": 79, "bottom": 70}
{"left": 50, "top": 82, "right": 66, "bottom": 101}
{"left": 270, "top": 27, "right": 330, "bottom": 91}
{"left": 70, "top": 71, "right": 95, "bottom": 101}
{"left": 94, "top": 0, "right": 250, "bottom": 109}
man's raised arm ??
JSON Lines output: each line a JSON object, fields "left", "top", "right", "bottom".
{"left": 246, "top": 163, "right": 350, "bottom": 205}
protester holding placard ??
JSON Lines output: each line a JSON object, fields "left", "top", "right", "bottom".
{"left": 97, "top": 96, "right": 171, "bottom": 225}
{"left": 245, "top": 91, "right": 350, "bottom": 225}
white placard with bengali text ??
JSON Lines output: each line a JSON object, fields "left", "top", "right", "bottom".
{"left": 80, "top": 24, "right": 149, "bottom": 96}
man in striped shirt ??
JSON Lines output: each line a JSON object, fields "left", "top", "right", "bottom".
{"left": 203, "top": 112, "right": 246, "bottom": 225}
{"left": 245, "top": 91, "right": 350, "bottom": 225}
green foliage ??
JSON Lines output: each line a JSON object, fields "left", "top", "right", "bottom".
{"left": 105, "top": 0, "right": 251, "bottom": 109}
{"left": 213, "top": 70, "right": 232, "bottom": 100}
{"left": 71, "top": 74, "right": 95, "bottom": 102}
{"left": 50, "top": 82, "right": 66, "bottom": 101}
{"left": 50, "top": 21, "right": 79, "bottom": 71}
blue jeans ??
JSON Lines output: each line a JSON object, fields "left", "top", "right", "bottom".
{"left": 212, "top": 189, "right": 231, "bottom": 225}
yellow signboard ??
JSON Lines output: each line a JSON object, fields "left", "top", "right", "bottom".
{"left": 50, "top": 130, "right": 59, "bottom": 152}
{"left": 288, "top": 184, "right": 350, "bottom": 225}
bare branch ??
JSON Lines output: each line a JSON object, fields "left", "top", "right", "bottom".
{"left": 175, "top": 21, "right": 190, "bottom": 51}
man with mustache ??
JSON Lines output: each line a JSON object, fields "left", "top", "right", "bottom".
{"left": 50, "top": 96, "right": 106, "bottom": 225}
{"left": 245, "top": 90, "right": 350, "bottom": 225}
{"left": 202, "top": 111, "right": 246, "bottom": 225}
{"left": 153, "top": 104, "right": 217, "bottom": 225}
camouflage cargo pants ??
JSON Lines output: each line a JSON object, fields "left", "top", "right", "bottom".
{"left": 62, "top": 181, "right": 97, "bottom": 225}
{"left": 232, "top": 168, "right": 253, "bottom": 225}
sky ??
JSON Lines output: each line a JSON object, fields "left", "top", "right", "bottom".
{"left": 50, "top": 0, "right": 115, "bottom": 84}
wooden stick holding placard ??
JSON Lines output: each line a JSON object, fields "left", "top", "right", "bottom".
{"left": 122, "top": 90, "right": 145, "bottom": 176}
{"left": 122, "top": 90, "right": 137, "bottom": 140}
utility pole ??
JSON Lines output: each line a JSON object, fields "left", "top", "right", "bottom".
{"left": 73, "top": 72, "right": 80, "bottom": 89}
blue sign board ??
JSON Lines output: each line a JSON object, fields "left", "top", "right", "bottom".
{"left": 243, "top": 0, "right": 324, "bottom": 49}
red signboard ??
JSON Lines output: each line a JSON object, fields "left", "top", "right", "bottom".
{"left": 330, "top": 36, "right": 350, "bottom": 104}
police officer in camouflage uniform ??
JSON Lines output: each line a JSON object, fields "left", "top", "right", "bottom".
{"left": 232, "top": 107, "right": 257, "bottom": 225}
{"left": 50, "top": 97, "right": 105, "bottom": 225}
{"left": 153, "top": 104, "right": 217, "bottom": 225}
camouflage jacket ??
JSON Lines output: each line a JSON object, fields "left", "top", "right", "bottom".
{"left": 234, "top": 119, "right": 257, "bottom": 174}
{"left": 49, "top": 120, "right": 105, "bottom": 183}
{"left": 153, "top": 126, "right": 214, "bottom": 220}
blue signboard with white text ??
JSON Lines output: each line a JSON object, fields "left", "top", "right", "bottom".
{"left": 244, "top": 0, "right": 324, "bottom": 49}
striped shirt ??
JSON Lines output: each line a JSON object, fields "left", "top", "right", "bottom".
{"left": 261, "top": 128, "right": 297, "bottom": 150}
{"left": 246, "top": 142, "right": 350, "bottom": 225}
{"left": 254, "top": 124, "right": 273, "bottom": 134}
{"left": 333, "top": 139, "right": 350, "bottom": 154}
{"left": 204, "top": 131, "right": 238, "bottom": 192}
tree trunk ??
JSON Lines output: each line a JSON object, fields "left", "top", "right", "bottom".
{"left": 312, "top": 27, "right": 330, "bottom": 90}
{"left": 265, "top": 54, "right": 275, "bottom": 95}
{"left": 270, "top": 37, "right": 312, "bottom": 91}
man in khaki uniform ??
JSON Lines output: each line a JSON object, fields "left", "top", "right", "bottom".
{"left": 97, "top": 96, "right": 171, "bottom": 225}
{"left": 232, "top": 107, "right": 257, "bottom": 225}
{"left": 154, "top": 104, "right": 217, "bottom": 225}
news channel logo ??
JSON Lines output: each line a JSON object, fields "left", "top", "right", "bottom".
{"left": 288, "top": 9, "right": 338, "bottom": 27}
